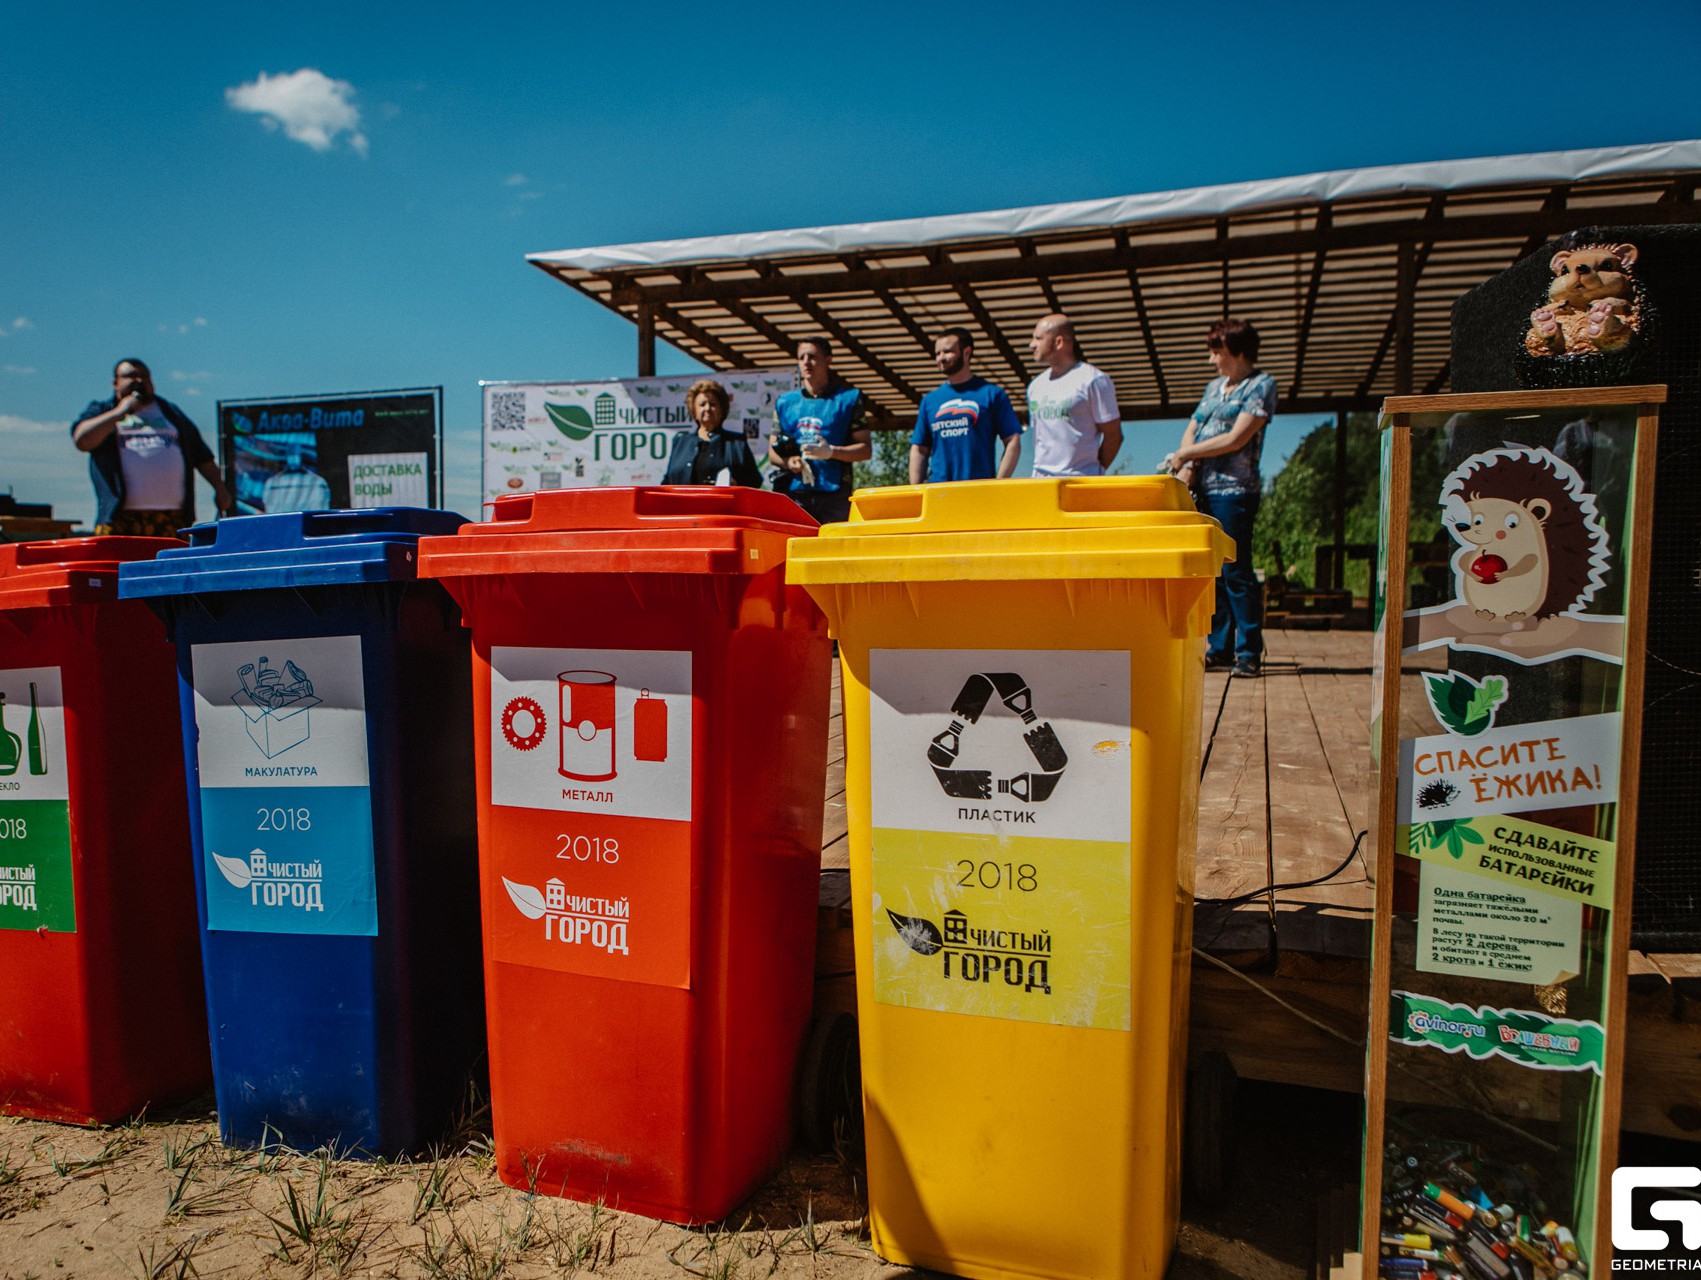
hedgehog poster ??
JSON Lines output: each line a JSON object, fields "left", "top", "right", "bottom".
{"left": 1402, "top": 445, "right": 1622, "bottom": 665}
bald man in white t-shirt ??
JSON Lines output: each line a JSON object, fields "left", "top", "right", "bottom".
{"left": 1025, "top": 315, "right": 1122, "bottom": 478}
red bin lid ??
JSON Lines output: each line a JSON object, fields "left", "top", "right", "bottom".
{"left": 0, "top": 536, "right": 185, "bottom": 610}
{"left": 416, "top": 487, "right": 819, "bottom": 579}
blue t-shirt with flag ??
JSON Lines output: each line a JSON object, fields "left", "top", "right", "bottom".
{"left": 772, "top": 378, "right": 867, "bottom": 494}
{"left": 911, "top": 377, "right": 1022, "bottom": 482}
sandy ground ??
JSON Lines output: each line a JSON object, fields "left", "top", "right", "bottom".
{"left": 0, "top": 1080, "right": 1361, "bottom": 1280}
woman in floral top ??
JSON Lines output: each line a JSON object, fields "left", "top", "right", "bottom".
{"left": 1163, "top": 318, "right": 1278, "bottom": 677}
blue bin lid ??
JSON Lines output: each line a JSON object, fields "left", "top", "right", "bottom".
{"left": 117, "top": 508, "right": 469, "bottom": 598}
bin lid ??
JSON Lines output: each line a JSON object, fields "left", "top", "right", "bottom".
{"left": 416, "top": 487, "right": 818, "bottom": 579}
{"left": 116, "top": 508, "right": 468, "bottom": 598}
{"left": 785, "top": 476, "right": 1234, "bottom": 584}
{"left": 0, "top": 537, "right": 185, "bottom": 609}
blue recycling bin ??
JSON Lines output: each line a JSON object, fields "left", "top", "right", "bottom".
{"left": 118, "top": 508, "right": 485, "bottom": 1155}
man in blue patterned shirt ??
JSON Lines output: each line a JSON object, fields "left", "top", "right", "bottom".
{"left": 769, "top": 337, "right": 872, "bottom": 524}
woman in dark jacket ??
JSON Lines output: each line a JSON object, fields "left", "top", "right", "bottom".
{"left": 662, "top": 380, "right": 761, "bottom": 486}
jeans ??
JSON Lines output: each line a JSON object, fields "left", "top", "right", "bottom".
{"left": 1201, "top": 490, "right": 1263, "bottom": 665}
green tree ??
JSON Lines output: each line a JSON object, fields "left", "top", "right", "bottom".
{"left": 854, "top": 428, "right": 912, "bottom": 490}
{"left": 1254, "top": 412, "right": 1446, "bottom": 600}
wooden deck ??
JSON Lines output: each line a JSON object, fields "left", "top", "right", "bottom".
{"left": 812, "top": 630, "right": 1701, "bottom": 1141}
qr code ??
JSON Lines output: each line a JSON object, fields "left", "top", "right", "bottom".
{"left": 490, "top": 391, "right": 527, "bottom": 431}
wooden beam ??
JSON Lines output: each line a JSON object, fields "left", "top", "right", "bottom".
{"left": 869, "top": 284, "right": 938, "bottom": 354}
{"left": 1357, "top": 198, "right": 1443, "bottom": 397}
{"left": 636, "top": 303, "right": 656, "bottom": 377}
{"left": 955, "top": 283, "right": 1029, "bottom": 387}
{"left": 720, "top": 298, "right": 808, "bottom": 364}
{"left": 652, "top": 305, "right": 758, "bottom": 369}
{"left": 1119, "top": 393, "right": 1381, "bottom": 421}
{"left": 1126, "top": 262, "right": 1168, "bottom": 404}
{"left": 1288, "top": 205, "right": 1332, "bottom": 398}
{"left": 1394, "top": 240, "right": 1417, "bottom": 395}
{"left": 792, "top": 294, "right": 923, "bottom": 402}
{"left": 595, "top": 200, "right": 1701, "bottom": 307}
{"left": 1218, "top": 217, "right": 1230, "bottom": 319}
{"left": 1515, "top": 185, "right": 1569, "bottom": 260}
{"left": 1333, "top": 410, "right": 1348, "bottom": 591}
{"left": 1019, "top": 239, "right": 1064, "bottom": 312}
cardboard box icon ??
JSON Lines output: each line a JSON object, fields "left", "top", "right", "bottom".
{"left": 232, "top": 688, "right": 322, "bottom": 759}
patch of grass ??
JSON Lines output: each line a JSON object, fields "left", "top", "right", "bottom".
{"left": 666, "top": 1217, "right": 766, "bottom": 1280}
{"left": 220, "top": 1124, "right": 285, "bottom": 1175}
{"left": 772, "top": 1199, "right": 839, "bottom": 1259}
{"left": 162, "top": 1138, "right": 249, "bottom": 1220}
{"left": 548, "top": 1198, "right": 615, "bottom": 1273}
{"left": 410, "top": 1215, "right": 509, "bottom": 1280}
{"left": 45, "top": 1129, "right": 132, "bottom": 1179}
{"left": 161, "top": 1132, "right": 216, "bottom": 1175}
{"left": 262, "top": 1147, "right": 373, "bottom": 1275}
{"left": 411, "top": 1148, "right": 456, "bottom": 1222}
{"left": 130, "top": 1232, "right": 206, "bottom": 1280}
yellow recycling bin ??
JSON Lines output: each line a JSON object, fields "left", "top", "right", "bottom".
{"left": 787, "top": 477, "right": 1232, "bottom": 1280}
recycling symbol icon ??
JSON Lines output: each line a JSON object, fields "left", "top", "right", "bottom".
{"left": 927, "top": 671, "right": 1069, "bottom": 803}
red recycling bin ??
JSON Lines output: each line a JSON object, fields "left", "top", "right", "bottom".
{"left": 0, "top": 538, "right": 210, "bottom": 1123}
{"left": 417, "top": 487, "right": 830, "bottom": 1222}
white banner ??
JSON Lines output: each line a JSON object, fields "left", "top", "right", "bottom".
{"left": 869, "top": 649, "right": 1132, "bottom": 843}
{"left": 1397, "top": 712, "right": 1621, "bottom": 823}
{"left": 481, "top": 370, "right": 794, "bottom": 509}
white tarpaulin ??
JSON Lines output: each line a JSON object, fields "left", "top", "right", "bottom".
{"left": 527, "top": 140, "right": 1701, "bottom": 272}
{"left": 482, "top": 369, "right": 794, "bottom": 509}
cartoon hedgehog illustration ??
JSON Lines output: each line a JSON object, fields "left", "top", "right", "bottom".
{"left": 1440, "top": 447, "right": 1610, "bottom": 623}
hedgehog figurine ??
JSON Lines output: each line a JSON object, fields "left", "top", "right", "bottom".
{"left": 1524, "top": 243, "right": 1643, "bottom": 357}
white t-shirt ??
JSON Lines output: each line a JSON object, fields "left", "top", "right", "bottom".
{"left": 1026, "top": 362, "right": 1119, "bottom": 477}
{"left": 115, "top": 403, "right": 187, "bottom": 510}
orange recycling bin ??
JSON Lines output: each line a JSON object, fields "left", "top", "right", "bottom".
{"left": 417, "top": 487, "right": 830, "bottom": 1222}
{"left": 0, "top": 538, "right": 210, "bottom": 1123}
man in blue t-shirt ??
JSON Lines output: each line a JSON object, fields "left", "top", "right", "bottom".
{"left": 769, "top": 336, "right": 872, "bottom": 523}
{"left": 908, "top": 329, "right": 1022, "bottom": 484}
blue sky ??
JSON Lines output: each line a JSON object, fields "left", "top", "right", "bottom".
{"left": 5, "top": 1, "right": 1701, "bottom": 524}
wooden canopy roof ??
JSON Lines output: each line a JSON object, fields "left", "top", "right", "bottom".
{"left": 528, "top": 141, "right": 1701, "bottom": 425}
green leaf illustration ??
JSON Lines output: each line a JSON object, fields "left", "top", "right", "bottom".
{"left": 1465, "top": 676, "right": 1508, "bottom": 723}
{"left": 544, "top": 402, "right": 595, "bottom": 441}
{"left": 1422, "top": 671, "right": 1509, "bottom": 737}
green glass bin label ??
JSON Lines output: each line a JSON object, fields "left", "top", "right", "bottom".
{"left": 0, "top": 667, "right": 73, "bottom": 933}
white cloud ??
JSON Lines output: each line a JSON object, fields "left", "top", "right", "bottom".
{"left": 170, "top": 370, "right": 213, "bottom": 382}
{"left": 0, "top": 413, "right": 93, "bottom": 526}
{"left": 3, "top": 365, "right": 36, "bottom": 375}
{"left": 504, "top": 173, "right": 528, "bottom": 186}
{"left": 194, "top": 317, "right": 207, "bottom": 327}
{"left": 226, "top": 69, "right": 368, "bottom": 155}
{"left": 11, "top": 318, "right": 32, "bottom": 331}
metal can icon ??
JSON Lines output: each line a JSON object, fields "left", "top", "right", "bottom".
{"left": 633, "top": 688, "right": 668, "bottom": 762}
{"left": 558, "top": 670, "right": 616, "bottom": 781}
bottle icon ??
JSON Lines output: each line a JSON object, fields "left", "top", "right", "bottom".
{"left": 26, "top": 682, "right": 44, "bottom": 776}
{"left": 0, "top": 694, "right": 19, "bottom": 777}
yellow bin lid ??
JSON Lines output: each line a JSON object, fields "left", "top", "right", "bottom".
{"left": 785, "top": 476, "right": 1233, "bottom": 584}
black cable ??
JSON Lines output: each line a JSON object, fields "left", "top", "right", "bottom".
{"left": 1194, "top": 828, "right": 1369, "bottom": 907}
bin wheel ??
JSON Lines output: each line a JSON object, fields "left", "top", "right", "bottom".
{"left": 795, "top": 1012, "right": 861, "bottom": 1154}
{"left": 1184, "top": 1050, "right": 1238, "bottom": 1205}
